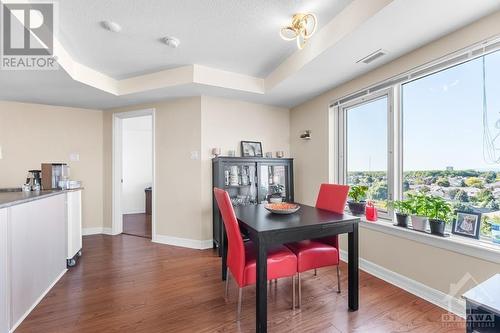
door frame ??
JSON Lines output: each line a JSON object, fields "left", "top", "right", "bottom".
{"left": 112, "top": 109, "right": 156, "bottom": 239}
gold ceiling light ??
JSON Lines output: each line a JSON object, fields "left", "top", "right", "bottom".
{"left": 280, "top": 13, "right": 317, "bottom": 50}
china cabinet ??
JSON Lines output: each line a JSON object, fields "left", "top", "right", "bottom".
{"left": 212, "top": 156, "right": 294, "bottom": 254}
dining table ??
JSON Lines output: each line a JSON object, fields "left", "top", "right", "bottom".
{"left": 222, "top": 203, "right": 360, "bottom": 333}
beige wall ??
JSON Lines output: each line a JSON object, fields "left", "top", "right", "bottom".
{"left": 105, "top": 96, "right": 290, "bottom": 242}
{"left": 200, "top": 96, "right": 290, "bottom": 240}
{"left": 0, "top": 101, "right": 104, "bottom": 229}
{"left": 104, "top": 97, "right": 203, "bottom": 239}
{"left": 290, "top": 11, "right": 500, "bottom": 294}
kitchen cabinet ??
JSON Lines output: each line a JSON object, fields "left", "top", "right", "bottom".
{"left": 9, "top": 194, "right": 66, "bottom": 330}
{"left": 0, "top": 190, "right": 72, "bottom": 333}
{"left": 0, "top": 209, "right": 8, "bottom": 333}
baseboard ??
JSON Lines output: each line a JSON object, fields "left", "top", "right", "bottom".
{"left": 152, "top": 234, "right": 213, "bottom": 250}
{"left": 339, "top": 250, "right": 465, "bottom": 317}
{"left": 9, "top": 269, "right": 67, "bottom": 333}
{"left": 82, "top": 227, "right": 113, "bottom": 236}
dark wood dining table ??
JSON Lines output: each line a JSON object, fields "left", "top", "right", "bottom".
{"left": 223, "top": 203, "right": 360, "bottom": 333}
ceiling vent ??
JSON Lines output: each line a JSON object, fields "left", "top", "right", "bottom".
{"left": 356, "top": 49, "right": 387, "bottom": 64}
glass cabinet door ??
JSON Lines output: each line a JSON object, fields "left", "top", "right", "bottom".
{"left": 258, "top": 164, "right": 290, "bottom": 203}
{"left": 222, "top": 163, "right": 257, "bottom": 206}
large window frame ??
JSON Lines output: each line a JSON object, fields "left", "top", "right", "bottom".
{"left": 331, "top": 37, "right": 500, "bottom": 228}
{"left": 334, "top": 88, "right": 394, "bottom": 219}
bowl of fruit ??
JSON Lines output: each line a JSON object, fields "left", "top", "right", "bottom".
{"left": 264, "top": 202, "right": 300, "bottom": 215}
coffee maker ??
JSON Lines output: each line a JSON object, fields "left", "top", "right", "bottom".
{"left": 41, "top": 163, "right": 69, "bottom": 189}
{"left": 26, "top": 170, "right": 42, "bottom": 191}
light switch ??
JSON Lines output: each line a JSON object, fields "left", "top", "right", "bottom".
{"left": 69, "top": 153, "right": 80, "bottom": 161}
{"left": 190, "top": 151, "right": 199, "bottom": 160}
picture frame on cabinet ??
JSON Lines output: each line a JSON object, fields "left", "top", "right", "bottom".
{"left": 241, "top": 141, "right": 263, "bottom": 157}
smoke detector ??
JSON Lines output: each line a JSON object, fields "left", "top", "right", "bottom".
{"left": 161, "top": 36, "right": 180, "bottom": 48}
{"left": 356, "top": 49, "right": 387, "bottom": 64}
{"left": 100, "top": 21, "right": 122, "bottom": 33}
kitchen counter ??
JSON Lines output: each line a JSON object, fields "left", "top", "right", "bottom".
{"left": 1, "top": 187, "right": 83, "bottom": 332}
{"left": 0, "top": 188, "right": 82, "bottom": 209}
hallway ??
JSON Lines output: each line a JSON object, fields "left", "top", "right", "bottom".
{"left": 123, "top": 213, "right": 151, "bottom": 239}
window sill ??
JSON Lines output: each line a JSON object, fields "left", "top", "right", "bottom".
{"left": 357, "top": 217, "right": 500, "bottom": 264}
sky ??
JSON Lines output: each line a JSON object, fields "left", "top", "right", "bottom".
{"left": 347, "top": 50, "right": 500, "bottom": 172}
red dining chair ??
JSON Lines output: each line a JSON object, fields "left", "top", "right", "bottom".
{"left": 285, "top": 183, "right": 349, "bottom": 307}
{"left": 213, "top": 188, "right": 297, "bottom": 320}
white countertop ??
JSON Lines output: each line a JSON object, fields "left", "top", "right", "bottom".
{"left": 462, "top": 274, "right": 500, "bottom": 313}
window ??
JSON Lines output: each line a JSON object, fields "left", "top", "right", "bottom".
{"left": 335, "top": 44, "right": 500, "bottom": 239}
{"left": 339, "top": 91, "right": 392, "bottom": 212}
{"left": 402, "top": 50, "right": 500, "bottom": 237}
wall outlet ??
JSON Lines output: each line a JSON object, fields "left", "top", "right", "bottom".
{"left": 190, "top": 151, "right": 199, "bottom": 160}
{"left": 69, "top": 153, "right": 80, "bottom": 161}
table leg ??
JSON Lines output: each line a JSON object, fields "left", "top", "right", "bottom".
{"left": 221, "top": 227, "right": 227, "bottom": 281}
{"left": 348, "top": 223, "right": 359, "bottom": 311}
{"left": 255, "top": 237, "right": 267, "bottom": 333}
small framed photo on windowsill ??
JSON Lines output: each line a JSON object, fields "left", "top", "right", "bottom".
{"left": 452, "top": 211, "right": 481, "bottom": 239}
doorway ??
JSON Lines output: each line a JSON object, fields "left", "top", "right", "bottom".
{"left": 112, "top": 109, "right": 155, "bottom": 239}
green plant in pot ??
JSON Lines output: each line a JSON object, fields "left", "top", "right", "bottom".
{"left": 268, "top": 184, "right": 285, "bottom": 203}
{"left": 388, "top": 199, "right": 412, "bottom": 228}
{"left": 348, "top": 185, "right": 368, "bottom": 215}
{"left": 407, "top": 193, "right": 430, "bottom": 232}
{"left": 426, "top": 196, "right": 452, "bottom": 236}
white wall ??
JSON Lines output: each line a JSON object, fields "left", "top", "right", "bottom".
{"left": 121, "top": 116, "right": 152, "bottom": 214}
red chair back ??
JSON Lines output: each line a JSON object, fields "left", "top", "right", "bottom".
{"left": 213, "top": 188, "right": 245, "bottom": 285}
{"left": 315, "top": 183, "right": 350, "bottom": 214}
{"left": 315, "top": 183, "right": 350, "bottom": 250}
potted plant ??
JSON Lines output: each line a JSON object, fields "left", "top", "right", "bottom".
{"left": 407, "top": 193, "right": 429, "bottom": 232}
{"left": 426, "top": 196, "right": 452, "bottom": 236}
{"left": 347, "top": 185, "right": 368, "bottom": 215}
{"left": 268, "top": 184, "right": 285, "bottom": 203}
{"left": 388, "top": 199, "right": 412, "bottom": 227}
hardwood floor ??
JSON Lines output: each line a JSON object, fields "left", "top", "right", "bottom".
{"left": 123, "top": 213, "right": 151, "bottom": 238}
{"left": 16, "top": 235, "right": 464, "bottom": 333}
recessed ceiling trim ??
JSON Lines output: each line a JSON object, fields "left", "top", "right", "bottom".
{"left": 193, "top": 65, "right": 265, "bottom": 94}
{"left": 22, "top": 0, "right": 388, "bottom": 99}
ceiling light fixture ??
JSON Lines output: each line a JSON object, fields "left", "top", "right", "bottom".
{"left": 280, "top": 13, "right": 317, "bottom": 50}
{"left": 161, "top": 36, "right": 180, "bottom": 49}
{"left": 100, "top": 21, "right": 122, "bottom": 33}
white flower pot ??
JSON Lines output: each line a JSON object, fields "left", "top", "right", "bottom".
{"left": 411, "top": 215, "right": 428, "bottom": 231}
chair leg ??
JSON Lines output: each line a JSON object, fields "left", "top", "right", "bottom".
{"left": 292, "top": 275, "right": 296, "bottom": 310}
{"left": 225, "top": 268, "right": 230, "bottom": 300}
{"left": 237, "top": 288, "right": 243, "bottom": 321}
{"left": 298, "top": 272, "right": 301, "bottom": 308}
{"left": 314, "top": 268, "right": 317, "bottom": 276}
{"left": 337, "top": 265, "right": 341, "bottom": 294}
